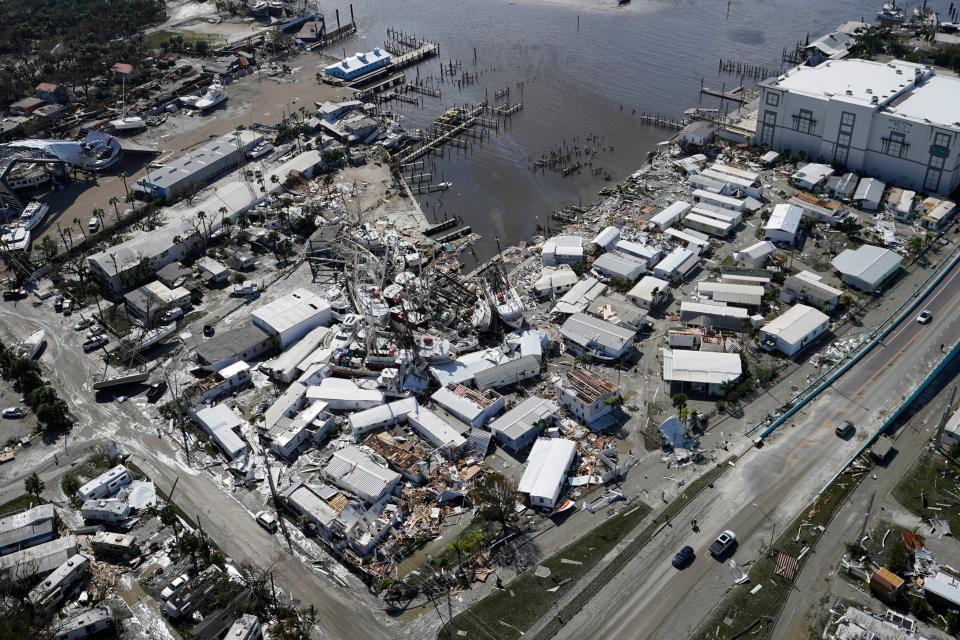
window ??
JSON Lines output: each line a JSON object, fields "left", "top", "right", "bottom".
{"left": 881, "top": 131, "right": 908, "bottom": 158}
{"left": 760, "top": 111, "right": 776, "bottom": 146}
{"left": 792, "top": 109, "right": 816, "bottom": 134}
{"left": 934, "top": 132, "right": 951, "bottom": 148}
{"left": 765, "top": 92, "right": 780, "bottom": 107}
{"left": 840, "top": 112, "right": 856, "bottom": 128}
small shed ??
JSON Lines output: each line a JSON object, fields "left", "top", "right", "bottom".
{"left": 853, "top": 177, "right": 885, "bottom": 211}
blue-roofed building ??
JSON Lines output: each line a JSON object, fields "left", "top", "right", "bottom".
{"left": 324, "top": 49, "right": 392, "bottom": 81}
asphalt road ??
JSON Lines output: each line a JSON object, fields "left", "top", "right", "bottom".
{"left": 555, "top": 254, "right": 960, "bottom": 640}
{"left": 0, "top": 300, "right": 390, "bottom": 640}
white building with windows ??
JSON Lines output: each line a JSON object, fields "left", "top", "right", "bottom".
{"left": 757, "top": 59, "right": 960, "bottom": 196}
{"left": 763, "top": 203, "right": 803, "bottom": 245}
{"left": 517, "top": 438, "right": 576, "bottom": 509}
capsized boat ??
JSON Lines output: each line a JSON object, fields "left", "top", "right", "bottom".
{"left": 124, "top": 323, "right": 176, "bottom": 352}
{"left": 480, "top": 266, "right": 524, "bottom": 329}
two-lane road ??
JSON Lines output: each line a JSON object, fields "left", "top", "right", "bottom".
{"left": 557, "top": 254, "right": 960, "bottom": 640}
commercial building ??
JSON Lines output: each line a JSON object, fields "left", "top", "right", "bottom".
{"left": 757, "top": 59, "right": 960, "bottom": 196}
{"left": 733, "top": 240, "right": 776, "bottom": 268}
{"left": 133, "top": 131, "right": 263, "bottom": 200}
{"left": 322, "top": 445, "right": 400, "bottom": 504}
{"left": 323, "top": 48, "right": 392, "bottom": 81}
{"left": 652, "top": 246, "right": 699, "bottom": 283}
{"left": 763, "top": 203, "right": 804, "bottom": 245}
{"left": 194, "top": 323, "right": 274, "bottom": 371}
{"left": 88, "top": 220, "right": 201, "bottom": 294}
{"left": 488, "top": 396, "right": 559, "bottom": 452}
{"left": 252, "top": 288, "right": 332, "bottom": 349}
{"left": 591, "top": 251, "right": 646, "bottom": 281}
{"left": 679, "top": 301, "right": 749, "bottom": 332}
{"left": 0, "top": 504, "right": 56, "bottom": 555}
{"left": 191, "top": 405, "right": 249, "bottom": 459}
{"left": 627, "top": 275, "right": 669, "bottom": 309}
{"left": 77, "top": 465, "right": 131, "bottom": 501}
{"left": 555, "top": 369, "right": 621, "bottom": 427}
{"left": 559, "top": 313, "right": 637, "bottom": 360}
{"left": 431, "top": 385, "right": 505, "bottom": 428}
{"left": 661, "top": 348, "right": 742, "bottom": 395}
{"left": 517, "top": 438, "right": 577, "bottom": 509}
{"left": 759, "top": 304, "right": 830, "bottom": 357}
{"left": 696, "top": 282, "right": 764, "bottom": 308}
{"left": 831, "top": 244, "right": 902, "bottom": 291}
{"left": 781, "top": 270, "right": 842, "bottom": 310}
{"left": 541, "top": 235, "right": 585, "bottom": 266}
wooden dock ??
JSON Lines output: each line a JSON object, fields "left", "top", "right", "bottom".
{"left": 699, "top": 84, "right": 749, "bottom": 104}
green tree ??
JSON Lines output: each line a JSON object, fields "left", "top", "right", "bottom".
{"left": 469, "top": 472, "right": 518, "bottom": 531}
{"left": 24, "top": 472, "right": 44, "bottom": 499}
{"left": 671, "top": 393, "right": 688, "bottom": 410}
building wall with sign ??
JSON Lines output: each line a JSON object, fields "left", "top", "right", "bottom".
{"left": 757, "top": 60, "right": 960, "bottom": 197}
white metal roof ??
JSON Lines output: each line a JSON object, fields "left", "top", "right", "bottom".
{"left": 923, "top": 198, "right": 956, "bottom": 222}
{"left": 517, "top": 438, "right": 576, "bottom": 501}
{"left": 664, "top": 227, "right": 710, "bottom": 250}
{"left": 685, "top": 212, "right": 732, "bottom": 233}
{"left": 764, "top": 203, "right": 803, "bottom": 234}
{"left": 680, "top": 301, "right": 750, "bottom": 319}
{"left": 252, "top": 288, "right": 330, "bottom": 336}
{"left": 761, "top": 304, "right": 829, "bottom": 345}
{"left": 654, "top": 246, "right": 696, "bottom": 274}
{"left": 709, "top": 163, "right": 759, "bottom": 183}
{"left": 593, "top": 251, "right": 646, "bottom": 277}
{"left": 429, "top": 347, "right": 517, "bottom": 387}
{"left": 661, "top": 348, "right": 742, "bottom": 384}
{"left": 853, "top": 177, "right": 885, "bottom": 204}
{"left": 490, "top": 396, "right": 559, "bottom": 441}
{"left": 831, "top": 245, "right": 902, "bottom": 285}
{"left": 615, "top": 239, "right": 661, "bottom": 262}
{"left": 790, "top": 270, "right": 843, "bottom": 297}
{"left": 793, "top": 163, "right": 834, "bottom": 187}
{"left": 887, "top": 73, "right": 960, "bottom": 128}
{"left": 407, "top": 405, "right": 466, "bottom": 448}
{"left": 691, "top": 202, "right": 740, "bottom": 224}
{"left": 591, "top": 226, "right": 621, "bottom": 249}
{"left": 348, "top": 397, "right": 419, "bottom": 433}
{"left": 324, "top": 445, "right": 399, "bottom": 502}
{"left": 551, "top": 277, "right": 607, "bottom": 315}
{"left": 692, "top": 189, "right": 745, "bottom": 208}
{"left": 533, "top": 266, "right": 579, "bottom": 292}
{"left": 308, "top": 377, "right": 384, "bottom": 405}
{"left": 193, "top": 405, "right": 247, "bottom": 458}
{"left": 924, "top": 572, "right": 960, "bottom": 607}
{"left": 285, "top": 482, "right": 338, "bottom": 527}
{"left": 768, "top": 59, "right": 927, "bottom": 108}
{"left": 325, "top": 48, "right": 391, "bottom": 73}
{"left": 628, "top": 275, "right": 669, "bottom": 301}
{"left": 431, "top": 386, "right": 491, "bottom": 423}
{"left": 697, "top": 281, "right": 764, "bottom": 306}
{"left": 543, "top": 234, "right": 585, "bottom": 255}
{"left": 736, "top": 240, "right": 776, "bottom": 260}
{"left": 560, "top": 313, "right": 636, "bottom": 352}
{"left": 651, "top": 201, "right": 692, "bottom": 229}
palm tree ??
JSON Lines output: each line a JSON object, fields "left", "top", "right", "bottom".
{"left": 118, "top": 172, "right": 129, "bottom": 199}
{"left": 108, "top": 197, "right": 121, "bottom": 224}
{"left": 72, "top": 218, "right": 87, "bottom": 239}
{"left": 24, "top": 472, "right": 44, "bottom": 499}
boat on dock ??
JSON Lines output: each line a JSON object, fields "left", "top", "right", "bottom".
{"left": 479, "top": 266, "right": 525, "bottom": 329}
{"left": 14, "top": 330, "right": 45, "bottom": 359}
{"left": 0, "top": 226, "right": 31, "bottom": 252}
{"left": 17, "top": 201, "right": 49, "bottom": 231}
{"left": 195, "top": 80, "right": 227, "bottom": 111}
{"left": 109, "top": 115, "right": 147, "bottom": 133}
{"left": 877, "top": 1, "right": 904, "bottom": 24}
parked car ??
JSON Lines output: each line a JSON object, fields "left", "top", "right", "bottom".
{"left": 160, "top": 574, "right": 190, "bottom": 600}
{"left": 672, "top": 545, "right": 695, "bottom": 569}
{"left": 2, "top": 407, "right": 26, "bottom": 419}
{"left": 916, "top": 309, "right": 933, "bottom": 324}
{"left": 87, "top": 325, "right": 106, "bottom": 338}
{"left": 146, "top": 380, "right": 168, "bottom": 403}
{"left": 709, "top": 530, "right": 737, "bottom": 559}
{"left": 73, "top": 318, "right": 94, "bottom": 331}
{"left": 255, "top": 511, "right": 278, "bottom": 533}
{"left": 54, "top": 296, "right": 64, "bottom": 312}
{"left": 83, "top": 335, "right": 109, "bottom": 352}
{"left": 88, "top": 217, "right": 100, "bottom": 233}
{"left": 3, "top": 288, "right": 27, "bottom": 301}
{"left": 835, "top": 421, "right": 855, "bottom": 439}
{"left": 62, "top": 299, "right": 72, "bottom": 315}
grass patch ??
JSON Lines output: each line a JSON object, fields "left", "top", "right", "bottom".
{"left": 440, "top": 500, "right": 652, "bottom": 639}
{"left": 694, "top": 462, "right": 869, "bottom": 639}
{"left": 892, "top": 451, "right": 960, "bottom": 535}
{"left": 0, "top": 493, "right": 47, "bottom": 517}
